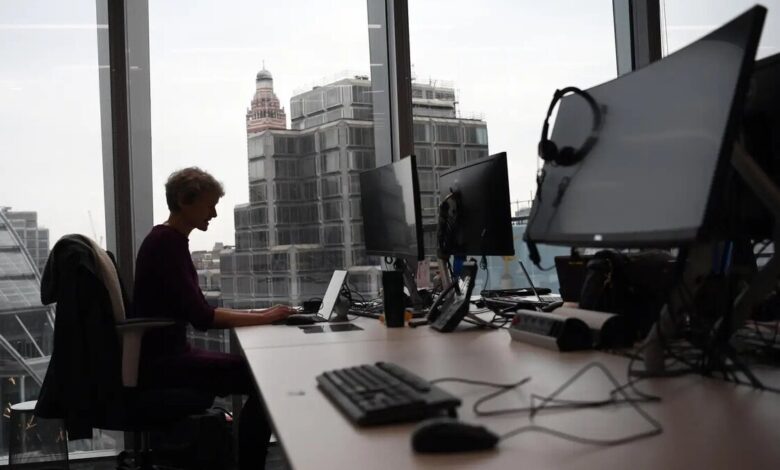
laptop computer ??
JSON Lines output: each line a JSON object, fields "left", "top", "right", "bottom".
{"left": 295, "top": 270, "right": 350, "bottom": 323}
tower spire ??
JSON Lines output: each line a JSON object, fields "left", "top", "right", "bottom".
{"left": 246, "top": 66, "right": 286, "bottom": 133}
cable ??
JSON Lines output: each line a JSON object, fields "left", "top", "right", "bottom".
{"left": 500, "top": 362, "right": 663, "bottom": 446}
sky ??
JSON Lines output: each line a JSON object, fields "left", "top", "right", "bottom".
{"left": 1, "top": 0, "right": 779, "bottom": 252}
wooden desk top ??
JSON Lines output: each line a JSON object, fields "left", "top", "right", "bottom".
{"left": 236, "top": 318, "right": 780, "bottom": 470}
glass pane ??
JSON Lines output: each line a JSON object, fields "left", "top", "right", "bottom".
{"left": 409, "top": 1, "right": 616, "bottom": 293}
{"left": 661, "top": 1, "right": 780, "bottom": 59}
{"left": 0, "top": 0, "right": 117, "bottom": 459}
{"left": 148, "top": 0, "right": 383, "bottom": 413}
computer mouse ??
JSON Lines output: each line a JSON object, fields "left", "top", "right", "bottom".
{"left": 272, "top": 314, "right": 316, "bottom": 326}
{"left": 411, "top": 417, "right": 499, "bottom": 453}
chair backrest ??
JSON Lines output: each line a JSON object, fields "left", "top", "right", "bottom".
{"left": 84, "top": 238, "right": 126, "bottom": 322}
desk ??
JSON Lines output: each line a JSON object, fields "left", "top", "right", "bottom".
{"left": 235, "top": 318, "right": 780, "bottom": 470}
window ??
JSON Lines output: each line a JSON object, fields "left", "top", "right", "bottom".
{"left": 414, "top": 123, "right": 430, "bottom": 142}
{"left": 349, "top": 198, "right": 362, "bottom": 219}
{"left": 236, "top": 231, "right": 252, "bottom": 250}
{"left": 251, "top": 231, "right": 269, "bottom": 250}
{"left": 275, "top": 205, "right": 319, "bottom": 225}
{"left": 349, "top": 151, "right": 375, "bottom": 170}
{"left": 415, "top": 147, "right": 433, "bottom": 167}
{"left": 322, "top": 176, "right": 342, "bottom": 197}
{"left": 421, "top": 195, "right": 437, "bottom": 218}
{"left": 418, "top": 171, "right": 435, "bottom": 192}
{"left": 248, "top": 137, "right": 265, "bottom": 158}
{"left": 236, "top": 253, "right": 252, "bottom": 274}
{"left": 323, "top": 201, "right": 343, "bottom": 221}
{"left": 348, "top": 126, "right": 374, "bottom": 147}
{"left": 299, "top": 135, "right": 316, "bottom": 154}
{"left": 274, "top": 136, "right": 299, "bottom": 155}
{"left": 322, "top": 151, "right": 341, "bottom": 173}
{"left": 349, "top": 174, "right": 361, "bottom": 193}
{"left": 465, "top": 149, "right": 488, "bottom": 162}
{"left": 254, "top": 277, "right": 270, "bottom": 295}
{"left": 249, "top": 159, "right": 265, "bottom": 180}
{"left": 320, "top": 127, "right": 340, "bottom": 150}
{"left": 351, "top": 107, "right": 373, "bottom": 120}
{"left": 271, "top": 253, "right": 290, "bottom": 270}
{"left": 250, "top": 182, "right": 267, "bottom": 203}
{"left": 234, "top": 207, "right": 250, "bottom": 229}
{"left": 660, "top": 1, "right": 780, "bottom": 60}
{"left": 464, "top": 126, "right": 488, "bottom": 145}
{"left": 352, "top": 85, "right": 372, "bottom": 104}
{"left": 325, "top": 86, "right": 342, "bottom": 107}
{"left": 303, "top": 90, "right": 324, "bottom": 113}
{"left": 250, "top": 206, "right": 268, "bottom": 226}
{"left": 410, "top": 0, "right": 616, "bottom": 277}
{"left": 435, "top": 124, "right": 460, "bottom": 143}
{"left": 436, "top": 148, "right": 458, "bottom": 167}
{"left": 351, "top": 223, "right": 364, "bottom": 244}
{"left": 324, "top": 226, "right": 344, "bottom": 245}
{"left": 0, "top": 2, "right": 118, "bottom": 456}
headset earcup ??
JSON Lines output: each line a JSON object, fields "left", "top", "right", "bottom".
{"left": 538, "top": 139, "right": 558, "bottom": 162}
{"left": 557, "top": 146, "right": 577, "bottom": 166}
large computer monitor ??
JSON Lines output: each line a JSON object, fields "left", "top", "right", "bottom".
{"left": 437, "top": 152, "right": 515, "bottom": 256}
{"left": 738, "top": 52, "right": 780, "bottom": 238}
{"left": 525, "top": 6, "right": 765, "bottom": 248}
{"left": 359, "top": 155, "right": 425, "bottom": 260}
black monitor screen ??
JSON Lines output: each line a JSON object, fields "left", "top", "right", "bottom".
{"left": 526, "top": 6, "right": 765, "bottom": 247}
{"left": 739, "top": 52, "right": 780, "bottom": 238}
{"left": 438, "top": 152, "right": 515, "bottom": 256}
{"left": 359, "top": 156, "right": 424, "bottom": 260}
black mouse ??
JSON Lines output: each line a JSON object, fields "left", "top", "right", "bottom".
{"left": 411, "top": 417, "right": 499, "bottom": 453}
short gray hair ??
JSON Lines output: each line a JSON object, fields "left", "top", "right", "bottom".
{"left": 165, "top": 167, "right": 225, "bottom": 212}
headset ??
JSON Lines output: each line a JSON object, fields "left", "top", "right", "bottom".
{"left": 538, "top": 86, "right": 603, "bottom": 167}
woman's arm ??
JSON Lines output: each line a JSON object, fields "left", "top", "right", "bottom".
{"left": 211, "top": 304, "right": 295, "bottom": 328}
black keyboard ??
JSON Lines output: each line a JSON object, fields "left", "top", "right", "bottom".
{"left": 316, "top": 362, "right": 461, "bottom": 426}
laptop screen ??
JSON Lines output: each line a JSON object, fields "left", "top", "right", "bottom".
{"left": 319, "top": 270, "right": 348, "bottom": 320}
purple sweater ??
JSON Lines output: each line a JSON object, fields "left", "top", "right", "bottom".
{"left": 132, "top": 225, "right": 215, "bottom": 359}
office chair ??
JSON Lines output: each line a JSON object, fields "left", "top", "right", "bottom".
{"left": 35, "top": 235, "right": 214, "bottom": 470}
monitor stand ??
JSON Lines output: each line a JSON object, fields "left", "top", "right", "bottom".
{"left": 393, "top": 257, "right": 427, "bottom": 313}
{"left": 643, "top": 143, "right": 780, "bottom": 385}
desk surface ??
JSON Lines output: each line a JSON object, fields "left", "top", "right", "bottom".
{"left": 235, "top": 318, "right": 780, "bottom": 470}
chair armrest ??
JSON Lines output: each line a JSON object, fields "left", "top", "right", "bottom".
{"left": 115, "top": 317, "right": 176, "bottom": 330}
{"left": 115, "top": 318, "right": 177, "bottom": 388}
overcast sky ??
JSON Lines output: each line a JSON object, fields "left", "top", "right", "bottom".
{"left": 1, "top": 0, "right": 778, "bottom": 252}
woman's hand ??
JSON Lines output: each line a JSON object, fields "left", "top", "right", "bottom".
{"left": 261, "top": 305, "right": 295, "bottom": 323}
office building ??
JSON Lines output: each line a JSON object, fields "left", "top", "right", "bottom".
{"left": 1, "top": 208, "right": 50, "bottom": 276}
{"left": 221, "top": 72, "right": 489, "bottom": 308}
{"left": 0, "top": 209, "right": 53, "bottom": 454}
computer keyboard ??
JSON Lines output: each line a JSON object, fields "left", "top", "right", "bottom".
{"left": 316, "top": 362, "right": 461, "bottom": 426}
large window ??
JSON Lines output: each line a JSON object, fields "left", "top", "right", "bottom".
{"left": 0, "top": 0, "right": 119, "bottom": 459}
{"left": 409, "top": 1, "right": 617, "bottom": 291}
{"left": 661, "top": 1, "right": 780, "bottom": 59}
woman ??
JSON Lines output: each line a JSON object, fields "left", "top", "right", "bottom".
{"left": 132, "top": 167, "right": 293, "bottom": 469}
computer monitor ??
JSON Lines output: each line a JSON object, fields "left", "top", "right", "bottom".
{"left": 437, "top": 152, "right": 515, "bottom": 256}
{"left": 738, "top": 52, "right": 780, "bottom": 238}
{"left": 359, "top": 155, "right": 425, "bottom": 260}
{"left": 526, "top": 6, "right": 765, "bottom": 248}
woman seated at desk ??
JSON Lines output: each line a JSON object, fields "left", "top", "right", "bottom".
{"left": 132, "top": 167, "right": 294, "bottom": 470}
